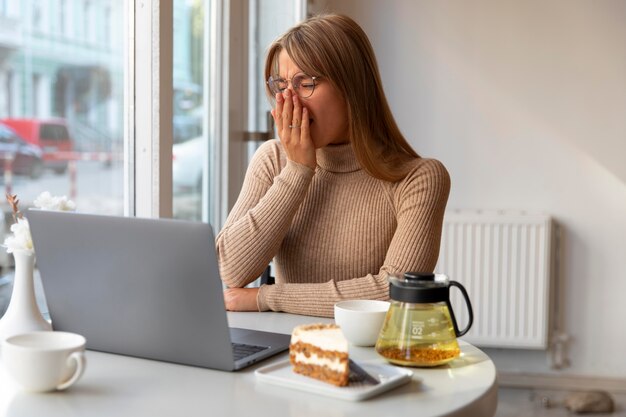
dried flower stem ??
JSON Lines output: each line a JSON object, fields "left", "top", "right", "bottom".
{"left": 6, "top": 193, "right": 23, "bottom": 223}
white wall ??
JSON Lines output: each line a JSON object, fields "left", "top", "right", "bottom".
{"left": 319, "top": 0, "right": 626, "bottom": 378}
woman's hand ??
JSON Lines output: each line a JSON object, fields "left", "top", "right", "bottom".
{"left": 271, "top": 90, "right": 316, "bottom": 170}
{"left": 224, "top": 287, "right": 260, "bottom": 311}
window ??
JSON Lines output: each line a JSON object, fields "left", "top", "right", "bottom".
{"left": 0, "top": 0, "right": 125, "bottom": 267}
{"left": 0, "top": 0, "right": 124, "bottom": 208}
{"left": 170, "top": 0, "right": 304, "bottom": 225}
{"left": 0, "top": 0, "right": 304, "bottom": 330}
{"left": 172, "top": 0, "right": 206, "bottom": 221}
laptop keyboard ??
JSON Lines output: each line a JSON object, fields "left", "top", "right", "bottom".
{"left": 232, "top": 342, "right": 269, "bottom": 361}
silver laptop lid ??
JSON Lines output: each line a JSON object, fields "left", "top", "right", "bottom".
{"left": 27, "top": 210, "right": 238, "bottom": 370}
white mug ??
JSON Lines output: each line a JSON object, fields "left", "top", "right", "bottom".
{"left": 2, "top": 331, "right": 87, "bottom": 392}
{"left": 334, "top": 300, "right": 390, "bottom": 346}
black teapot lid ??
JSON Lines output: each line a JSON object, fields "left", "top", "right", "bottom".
{"left": 388, "top": 272, "right": 450, "bottom": 303}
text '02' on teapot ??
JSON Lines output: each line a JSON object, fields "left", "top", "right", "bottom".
{"left": 375, "top": 272, "right": 474, "bottom": 367}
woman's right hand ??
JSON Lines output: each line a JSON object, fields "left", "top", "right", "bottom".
{"left": 271, "top": 90, "right": 316, "bottom": 170}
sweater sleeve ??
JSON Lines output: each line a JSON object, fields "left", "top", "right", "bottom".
{"left": 216, "top": 141, "right": 315, "bottom": 288}
{"left": 257, "top": 159, "right": 451, "bottom": 317}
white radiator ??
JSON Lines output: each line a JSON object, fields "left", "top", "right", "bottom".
{"left": 434, "top": 210, "right": 553, "bottom": 349}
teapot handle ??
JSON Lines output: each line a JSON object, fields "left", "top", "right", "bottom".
{"left": 447, "top": 281, "right": 474, "bottom": 337}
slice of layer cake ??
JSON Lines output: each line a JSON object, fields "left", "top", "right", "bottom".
{"left": 289, "top": 323, "right": 350, "bottom": 387}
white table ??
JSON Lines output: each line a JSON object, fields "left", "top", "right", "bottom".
{"left": 0, "top": 312, "right": 497, "bottom": 417}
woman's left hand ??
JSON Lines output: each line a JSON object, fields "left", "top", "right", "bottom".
{"left": 224, "top": 288, "right": 260, "bottom": 311}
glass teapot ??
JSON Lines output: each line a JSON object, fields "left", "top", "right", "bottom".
{"left": 375, "top": 272, "right": 474, "bottom": 367}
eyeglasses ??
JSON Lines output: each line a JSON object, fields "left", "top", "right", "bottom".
{"left": 266, "top": 73, "right": 320, "bottom": 98}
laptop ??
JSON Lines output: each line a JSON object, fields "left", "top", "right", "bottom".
{"left": 26, "top": 209, "right": 290, "bottom": 371}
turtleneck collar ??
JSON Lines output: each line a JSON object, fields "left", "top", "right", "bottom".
{"left": 315, "top": 142, "right": 362, "bottom": 173}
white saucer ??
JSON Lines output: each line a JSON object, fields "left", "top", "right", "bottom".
{"left": 255, "top": 359, "right": 415, "bottom": 401}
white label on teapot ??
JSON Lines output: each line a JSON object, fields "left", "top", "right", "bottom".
{"left": 411, "top": 321, "right": 424, "bottom": 339}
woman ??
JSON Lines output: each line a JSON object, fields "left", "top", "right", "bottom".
{"left": 216, "top": 13, "right": 450, "bottom": 317}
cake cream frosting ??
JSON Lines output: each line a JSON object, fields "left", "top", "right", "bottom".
{"left": 289, "top": 323, "right": 350, "bottom": 386}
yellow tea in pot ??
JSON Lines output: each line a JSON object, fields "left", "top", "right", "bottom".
{"left": 375, "top": 302, "right": 461, "bottom": 367}
{"left": 375, "top": 272, "right": 473, "bottom": 367}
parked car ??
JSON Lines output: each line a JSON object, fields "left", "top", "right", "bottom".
{"left": 0, "top": 118, "right": 73, "bottom": 174}
{"left": 0, "top": 123, "right": 44, "bottom": 179}
{"left": 173, "top": 136, "right": 203, "bottom": 194}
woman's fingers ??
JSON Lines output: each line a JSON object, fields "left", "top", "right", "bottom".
{"left": 290, "top": 96, "right": 316, "bottom": 169}
{"left": 273, "top": 93, "right": 284, "bottom": 133}
{"left": 290, "top": 93, "right": 302, "bottom": 139}
{"left": 281, "top": 90, "right": 293, "bottom": 138}
{"left": 291, "top": 93, "right": 301, "bottom": 128}
{"left": 300, "top": 107, "right": 310, "bottom": 139}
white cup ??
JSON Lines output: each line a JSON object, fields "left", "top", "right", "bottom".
{"left": 334, "top": 300, "right": 390, "bottom": 347}
{"left": 2, "top": 331, "right": 87, "bottom": 392}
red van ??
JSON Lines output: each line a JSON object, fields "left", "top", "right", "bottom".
{"left": 0, "top": 118, "right": 73, "bottom": 174}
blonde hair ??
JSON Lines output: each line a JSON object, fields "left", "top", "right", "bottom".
{"left": 264, "top": 13, "right": 419, "bottom": 182}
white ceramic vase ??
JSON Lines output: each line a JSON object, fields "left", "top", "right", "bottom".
{"left": 0, "top": 249, "right": 52, "bottom": 344}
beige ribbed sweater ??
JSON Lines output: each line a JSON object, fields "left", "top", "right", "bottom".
{"left": 216, "top": 139, "right": 450, "bottom": 317}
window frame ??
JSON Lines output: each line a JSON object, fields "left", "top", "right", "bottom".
{"left": 128, "top": 0, "right": 174, "bottom": 218}
{"left": 127, "top": 0, "right": 305, "bottom": 223}
{"left": 129, "top": 0, "right": 229, "bottom": 224}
